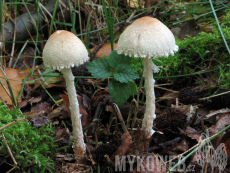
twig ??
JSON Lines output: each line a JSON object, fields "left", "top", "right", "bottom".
{"left": 0, "top": 119, "right": 27, "bottom": 131}
{"left": 199, "top": 90, "right": 230, "bottom": 100}
{"left": 113, "top": 103, "right": 128, "bottom": 134}
{"left": 126, "top": 99, "right": 138, "bottom": 129}
{"left": 203, "top": 108, "right": 230, "bottom": 119}
{"left": 13, "top": 131, "right": 23, "bottom": 150}
{"left": 0, "top": 47, "right": 17, "bottom": 60}
{"left": 91, "top": 102, "right": 103, "bottom": 134}
{"left": 154, "top": 85, "right": 179, "bottom": 93}
{"left": 1, "top": 132, "right": 18, "bottom": 168}
{"left": 8, "top": 10, "right": 17, "bottom": 68}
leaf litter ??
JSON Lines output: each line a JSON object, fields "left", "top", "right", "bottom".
{"left": 1, "top": 1, "right": 230, "bottom": 172}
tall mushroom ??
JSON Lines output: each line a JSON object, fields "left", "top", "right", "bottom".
{"left": 116, "top": 17, "right": 179, "bottom": 139}
{"left": 42, "top": 30, "right": 89, "bottom": 162}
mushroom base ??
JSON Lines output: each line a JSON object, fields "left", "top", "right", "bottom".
{"left": 141, "top": 58, "right": 156, "bottom": 139}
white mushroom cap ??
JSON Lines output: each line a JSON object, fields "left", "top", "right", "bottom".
{"left": 43, "top": 30, "right": 89, "bottom": 71}
{"left": 116, "top": 17, "right": 179, "bottom": 58}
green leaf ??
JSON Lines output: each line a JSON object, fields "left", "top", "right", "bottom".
{"left": 86, "top": 59, "right": 112, "bottom": 79}
{"left": 114, "top": 64, "right": 139, "bottom": 83}
{"left": 108, "top": 50, "right": 132, "bottom": 68}
{"left": 108, "top": 80, "right": 130, "bottom": 106}
{"left": 129, "top": 82, "right": 138, "bottom": 95}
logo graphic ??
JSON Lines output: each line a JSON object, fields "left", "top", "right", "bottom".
{"left": 114, "top": 133, "right": 228, "bottom": 172}
{"left": 193, "top": 133, "right": 228, "bottom": 173}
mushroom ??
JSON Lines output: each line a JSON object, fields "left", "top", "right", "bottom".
{"left": 42, "top": 30, "right": 89, "bottom": 162}
{"left": 116, "top": 17, "right": 179, "bottom": 139}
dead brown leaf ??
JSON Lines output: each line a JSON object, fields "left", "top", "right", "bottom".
{"left": 178, "top": 19, "right": 200, "bottom": 40}
{"left": 127, "top": 128, "right": 148, "bottom": 156}
{"left": 183, "top": 126, "right": 201, "bottom": 142}
{"left": 90, "top": 43, "right": 118, "bottom": 59}
{"left": 112, "top": 133, "right": 133, "bottom": 162}
{"left": 209, "top": 112, "right": 230, "bottom": 148}
{"left": 160, "top": 91, "right": 178, "bottom": 106}
{"left": 31, "top": 102, "right": 52, "bottom": 114}
{"left": 62, "top": 94, "right": 89, "bottom": 128}
{"left": 18, "top": 66, "right": 41, "bottom": 81}
{"left": 33, "top": 114, "right": 50, "bottom": 128}
{"left": 0, "top": 68, "right": 22, "bottom": 105}
{"left": 172, "top": 139, "right": 189, "bottom": 153}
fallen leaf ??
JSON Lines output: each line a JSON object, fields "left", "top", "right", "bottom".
{"left": 111, "top": 133, "right": 133, "bottom": 162}
{"left": 219, "top": 130, "right": 230, "bottom": 164}
{"left": 127, "top": 128, "right": 147, "bottom": 156}
{"left": 31, "top": 102, "right": 52, "bottom": 114}
{"left": 172, "top": 139, "right": 189, "bottom": 153}
{"left": 18, "top": 66, "right": 41, "bottom": 81}
{"left": 178, "top": 19, "right": 200, "bottom": 40}
{"left": 47, "top": 103, "right": 66, "bottom": 118}
{"left": 90, "top": 43, "right": 118, "bottom": 59}
{"left": 30, "top": 96, "right": 42, "bottom": 103}
{"left": 62, "top": 94, "right": 71, "bottom": 117}
{"left": 18, "top": 96, "right": 42, "bottom": 109}
{"left": 0, "top": 68, "right": 22, "bottom": 105}
{"left": 62, "top": 94, "right": 89, "bottom": 128}
{"left": 209, "top": 112, "right": 230, "bottom": 148}
{"left": 82, "top": 94, "right": 90, "bottom": 109}
{"left": 33, "top": 114, "right": 50, "bottom": 128}
{"left": 160, "top": 91, "right": 179, "bottom": 106}
{"left": 143, "top": 0, "right": 160, "bottom": 15}
{"left": 182, "top": 126, "right": 201, "bottom": 142}
{"left": 80, "top": 107, "right": 89, "bottom": 128}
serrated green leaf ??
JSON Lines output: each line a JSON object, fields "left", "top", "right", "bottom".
{"left": 129, "top": 82, "right": 138, "bottom": 95}
{"left": 86, "top": 59, "right": 112, "bottom": 79}
{"left": 114, "top": 64, "right": 139, "bottom": 83}
{"left": 108, "top": 50, "right": 132, "bottom": 68}
{"left": 108, "top": 80, "right": 130, "bottom": 106}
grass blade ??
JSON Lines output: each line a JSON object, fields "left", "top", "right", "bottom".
{"left": 209, "top": 0, "right": 230, "bottom": 54}
{"left": 49, "top": 0, "right": 59, "bottom": 36}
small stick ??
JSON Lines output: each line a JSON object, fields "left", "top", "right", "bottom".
{"left": 0, "top": 119, "right": 26, "bottom": 131}
{"left": 8, "top": 11, "right": 17, "bottom": 68}
{"left": 131, "top": 99, "right": 138, "bottom": 129}
{"left": 204, "top": 146, "right": 211, "bottom": 173}
{"left": 1, "top": 132, "right": 18, "bottom": 166}
{"left": 199, "top": 90, "right": 230, "bottom": 100}
{"left": 91, "top": 102, "right": 103, "bottom": 134}
{"left": 176, "top": 98, "right": 178, "bottom": 108}
{"left": 113, "top": 103, "right": 128, "bottom": 134}
{"left": 0, "top": 48, "right": 17, "bottom": 60}
{"left": 13, "top": 131, "right": 23, "bottom": 150}
{"left": 155, "top": 85, "right": 179, "bottom": 93}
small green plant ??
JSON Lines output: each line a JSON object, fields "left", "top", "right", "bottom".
{"left": 130, "top": 10, "right": 230, "bottom": 88}
{"left": 0, "top": 102, "right": 56, "bottom": 172}
{"left": 86, "top": 51, "right": 139, "bottom": 105}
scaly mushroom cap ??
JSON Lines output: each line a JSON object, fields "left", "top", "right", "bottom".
{"left": 116, "top": 17, "right": 179, "bottom": 58}
{"left": 43, "top": 30, "right": 89, "bottom": 71}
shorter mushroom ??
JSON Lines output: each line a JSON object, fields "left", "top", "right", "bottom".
{"left": 116, "top": 17, "right": 179, "bottom": 139}
{"left": 42, "top": 30, "right": 89, "bottom": 163}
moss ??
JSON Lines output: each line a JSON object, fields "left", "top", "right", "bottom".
{"left": 0, "top": 102, "right": 56, "bottom": 172}
{"left": 131, "top": 10, "right": 230, "bottom": 88}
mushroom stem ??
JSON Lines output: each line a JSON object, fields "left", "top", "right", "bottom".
{"left": 142, "top": 58, "right": 156, "bottom": 139}
{"left": 61, "top": 68, "right": 86, "bottom": 163}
